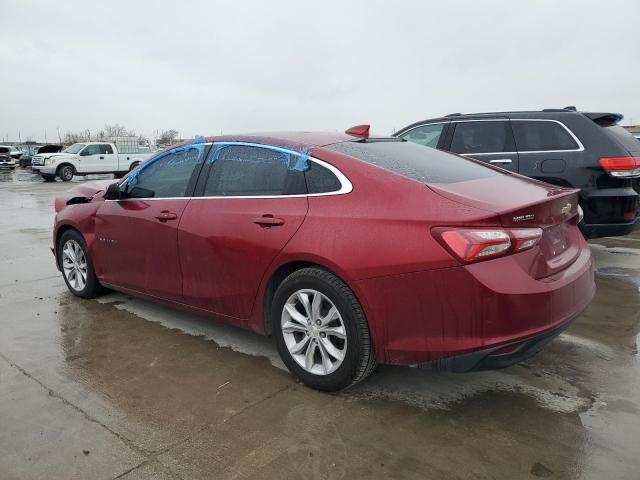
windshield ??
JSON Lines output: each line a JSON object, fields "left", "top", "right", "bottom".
{"left": 63, "top": 143, "right": 86, "bottom": 154}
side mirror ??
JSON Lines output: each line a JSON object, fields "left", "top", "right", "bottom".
{"left": 104, "top": 182, "right": 122, "bottom": 200}
{"left": 79, "top": 149, "right": 90, "bottom": 156}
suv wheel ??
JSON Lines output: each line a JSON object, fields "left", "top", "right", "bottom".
{"left": 272, "top": 267, "right": 376, "bottom": 391}
{"left": 58, "top": 164, "right": 75, "bottom": 182}
{"left": 58, "top": 230, "right": 104, "bottom": 299}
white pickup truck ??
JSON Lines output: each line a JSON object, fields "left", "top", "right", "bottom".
{"left": 32, "top": 141, "right": 151, "bottom": 182}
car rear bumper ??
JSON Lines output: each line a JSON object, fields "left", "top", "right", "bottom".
{"left": 582, "top": 186, "right": 639, "bottom": 238}
{"left": 413, "top": 312, "right": 576, "bottom": 372}
{"left": 581, "top": 217, "right": 639, "bottom": 238}
{"left": 354, "top": 240, "right": 595, "bottom": 367}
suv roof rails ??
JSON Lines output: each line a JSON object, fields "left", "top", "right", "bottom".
{"left": 541, "top": 106, "right": 578, "bottom": 112}
{"left": 445, "top": 112, "right": 462, "bottom": 117}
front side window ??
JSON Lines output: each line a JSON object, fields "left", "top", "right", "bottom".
{"left": 82, "top": 144, "right": 101, "bottom": 156}
{"left": 400, "top": 123, "right": 445, "bottom": 148}
{"left": 125, "top": 145, "right": 204, "bottom": 198}
{"left": 204, "top": 145, "right": 305, "bottom": 196}
{"left": 512, "top": 121, "right": 579, "bottom": 152}
{"left": 450, "top": 121, "right": 515, "bottom": 154}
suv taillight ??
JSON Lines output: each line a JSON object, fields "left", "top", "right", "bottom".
{"left": 434, "top": 227, "right": 543, "bottom": 264}
{"left": 599, "top": 156, "right": 640, "bottom": 178}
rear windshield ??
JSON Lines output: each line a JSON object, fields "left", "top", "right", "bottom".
{"left": 326, "top": 140, "right": 502, "bottom": 184}
{"left": 602, "top": 126, "right": 640, "bottom": 153}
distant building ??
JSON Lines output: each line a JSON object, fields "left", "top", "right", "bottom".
{"left": 622, "top": 125, "right": 640, "bottom": 134}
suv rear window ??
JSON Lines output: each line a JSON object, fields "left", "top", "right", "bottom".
{"left": 326, "top": 140, "right": 501, "bottom": 184}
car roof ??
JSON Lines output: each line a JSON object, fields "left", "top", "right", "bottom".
{"left": 396, "top": 108, "right": 623, "bottom": 133}
{"left": 204, "top": 131, "right": 359, "bottom": 153}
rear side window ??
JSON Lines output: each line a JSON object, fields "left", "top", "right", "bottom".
{"left": 305, "top": 162, "right": 342, "bottom": 194}
{"left": 326, "top": 140, "right": 501, "bottom": 184}
{"left": 400, "top": 124, "right": 445, "bottom": 148}
{"left": 512, "top": 121, "right": 579, "bottom": 151}
{"left": 99, "top": 144, "right": 114, "bottom": 154}
{"left": 450, "top": 121, "right": 515, "bottom": 154}
{"left": 204, "top": 145, "right": 305, "bottom": 196}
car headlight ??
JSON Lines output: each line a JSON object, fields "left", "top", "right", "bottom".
{"left": 45, "top": 157, "right": 53, "bottom": 165}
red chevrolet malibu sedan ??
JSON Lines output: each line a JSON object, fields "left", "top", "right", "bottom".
{"left": 52, "top": 129, "right": 595, "bottom": 391}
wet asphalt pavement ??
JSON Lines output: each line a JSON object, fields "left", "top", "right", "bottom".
{"left": 1, "top": 168, "right": 639, "bottom": 480}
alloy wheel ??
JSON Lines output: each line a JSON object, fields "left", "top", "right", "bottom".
{"left": 281, "top": 289, "right": 347, "bottom": 375}
{"left": 62, "top": 239, "right": 88, "bottom": 291}
{"left": 61, "top": 166, "right": 73, "bottom": 181}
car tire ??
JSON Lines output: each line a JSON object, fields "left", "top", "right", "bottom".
{"left": 272, "top": 267, "right": 376, "bottom": 391}
{"left": 58, "top": 230, "right": 105, "bottom": 299}
{"left": 41, "top": 174, "right": 55, "bottom": 182}
{"left": 57, "top": 164, "right": 75, "bottom": 182}
{"left": 129, "top": 162, "right": 140, "bottom": 172}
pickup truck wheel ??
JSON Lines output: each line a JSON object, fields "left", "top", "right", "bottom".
{"left": 57, "top": 164, "right": 75, "bottom": 182}
{"left": 129, "top": 162, "right": 140, "bottom": 172}
{"left": 41, "top": 174, "right": 55, "bottom": 182}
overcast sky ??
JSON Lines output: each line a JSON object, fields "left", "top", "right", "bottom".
{"left": 1, "top": 0, "right": 639, "bottom": 142}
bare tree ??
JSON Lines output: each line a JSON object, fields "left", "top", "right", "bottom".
{"left": 103, "top": 124, "right": 129, "bottom": 137}
{"left": 157, "top": 129, "right": 179, "bottom": 145}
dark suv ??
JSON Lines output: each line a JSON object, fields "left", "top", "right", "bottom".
{"left": 395, "top": 107, "right": 640, "bottom": 238}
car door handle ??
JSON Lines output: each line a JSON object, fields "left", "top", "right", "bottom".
{"left": 253, "top": 215, "right": 285, "bottom": 227}
{"left": 155, "top": 211, "right": 178, "bottom": 222}
{"left": 489, "top": 159, "right": 513, "bottom": 164}
{"left": 100, "top": 156, "right": 104, "bottom": 159}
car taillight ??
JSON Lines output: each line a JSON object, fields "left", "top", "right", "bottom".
{"left": 434, "top": 227, "right": 543, "bottom": 264}
{"left": 599, "top": 156, "right": 640, "bottom": 178}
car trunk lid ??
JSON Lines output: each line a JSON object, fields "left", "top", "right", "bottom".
{"left": 428, "top": 175, "right": 582, "bottom": 278}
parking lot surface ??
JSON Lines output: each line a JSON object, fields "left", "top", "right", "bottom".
{"left": 1, "top": 169, "right": 639, "bottom": 480}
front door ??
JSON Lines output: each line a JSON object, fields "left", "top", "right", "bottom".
{"left": 178, "top": 143, "right": 308, "bottom": 321}
{"left": 447, "top": 119, "right": 520, "bottom": 173}
{"left": 93, "top": 143, "right": 207, "bottom": 300}
{"left": 77, "top": 144, "right": 118, "bottom": 173}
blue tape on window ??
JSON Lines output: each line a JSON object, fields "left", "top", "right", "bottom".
{"left": 128, "top": 142, "right": 208, "bottom": 186}
{"left": 205, "top": 142, "right": 311, "bottom": 172}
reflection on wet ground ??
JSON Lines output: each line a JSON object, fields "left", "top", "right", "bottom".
{"left": 0, "top": 169, "right": 639, "bottom": 479}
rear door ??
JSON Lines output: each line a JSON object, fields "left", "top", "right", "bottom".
{"left": 446, "top": 119, "right": 519, "bottom": 172}
{"left": 511, "top": 119, "right": 584, "bottom": 183}
{"left": 94, "top": 143, "right": 207, "bottom": 300}
{"left": 178, "top": 143, "right": 308, "bottom": 321}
